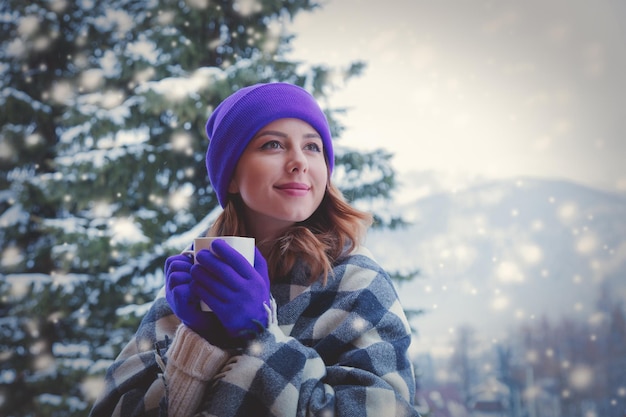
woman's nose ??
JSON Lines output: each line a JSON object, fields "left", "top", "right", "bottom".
{"left": 286, "top": 148, "right": 307, "bottom": 173}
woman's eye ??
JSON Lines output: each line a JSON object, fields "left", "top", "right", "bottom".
{"left": 305, "top": 142, "right": 322, "bottom": 152}
{"left": 260, "top": 140, "right": 282, "bottom": 150}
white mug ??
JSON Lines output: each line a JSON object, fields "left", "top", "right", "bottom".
{"left": 183, "top": 236, "right": 255, "bottom": 311}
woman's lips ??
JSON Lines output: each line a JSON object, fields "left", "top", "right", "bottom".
{"left": 275, "top": 182, "right": 310, "bottom": 196}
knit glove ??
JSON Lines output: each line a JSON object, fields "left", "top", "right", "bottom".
{"left": 164, "top": 253, "right": 232, "bottom": 345}
{"left": 191, "top": 239, "right": 270, "bottom": 342}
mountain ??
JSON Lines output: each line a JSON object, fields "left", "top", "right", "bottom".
{"left": 366, "top": 172, "right": 626, "bottom": 358}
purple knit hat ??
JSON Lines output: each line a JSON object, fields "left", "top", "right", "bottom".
{"left": 205, "top": 82, "right": 334, "bottom": 207}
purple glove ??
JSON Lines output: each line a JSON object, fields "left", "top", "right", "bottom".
{"left": 164, "top": 253, "right": 231, "bottom": 345}
{"left": 190, "top": 239, "right": 270, "bottom": 342}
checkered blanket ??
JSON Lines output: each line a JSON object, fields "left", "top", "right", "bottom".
{"left": 89, "top": 246, "right": 419, "bottom": 416}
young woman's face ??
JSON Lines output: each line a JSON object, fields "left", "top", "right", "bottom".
{"left": 228, "top": 118, "right": 328, "bottom": 240}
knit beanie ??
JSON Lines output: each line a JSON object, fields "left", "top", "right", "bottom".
{"left": 205, "top": 82, "right": 334, "bottom": 207}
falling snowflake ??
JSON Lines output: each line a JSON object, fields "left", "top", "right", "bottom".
{"left": 1, "top": 245, "right": 24, "bottom": 268}
{"left": 568, "top": 364, "right": 593, "bottom": 391}
{"left": 170, "top": 132, "right": 193, "bottom": 153}
{"left": 81, "top": 376, "right": 106, "bottom": 402}
{"left": 110, "top": 217, "right": 148, "bottom": 245}
{"left": 495, "top": 260, "right": 525, "bottom": 283}
{"left": 352, "top": 317, "right": 367, "bottom": 331}
{"left": 233, "top": 0, "right": 262, "bottom": 17}
{"left": 168, "top": 185, "right": 193, "bottom": 211}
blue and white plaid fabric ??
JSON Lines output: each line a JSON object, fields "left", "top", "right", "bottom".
{"left": 90, "top": 246, "right": 420, "bottom": 416}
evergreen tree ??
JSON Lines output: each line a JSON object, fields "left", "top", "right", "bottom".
{"left": 0, "top": 0, "right": 407, "bottom": 415}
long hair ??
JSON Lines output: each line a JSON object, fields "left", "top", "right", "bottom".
{"left": 207, "top": 182, "right": 372, "bottom": 285}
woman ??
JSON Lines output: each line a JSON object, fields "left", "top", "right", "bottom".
{"left": 89, "top": 82, "right": 419, "bottom": 416}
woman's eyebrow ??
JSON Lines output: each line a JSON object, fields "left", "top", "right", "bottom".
{"left": 254, "top": 130, "right": 288, "bottom": 139}
{"left": 253, "top": 130, "right": 321, "bottom": 139}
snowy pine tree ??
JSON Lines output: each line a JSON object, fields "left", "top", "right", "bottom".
{"left": 1, "top": 0, "right": 407, "bottom": 415}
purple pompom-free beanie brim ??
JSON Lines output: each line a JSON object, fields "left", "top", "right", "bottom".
{"left": 205, "top": 82, "right": 334, "bottom": 207}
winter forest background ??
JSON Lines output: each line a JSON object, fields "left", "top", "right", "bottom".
{"left": 1, "top": 1, "right": 625, "bottom": 417}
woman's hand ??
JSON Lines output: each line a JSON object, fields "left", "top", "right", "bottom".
{"left": 164, "top": 253, "right": 232, "bottom": 346}
{"left": 165, "top": 254, "right": 211, "bottom": 335}
{"left": 191, "top": 239, "right": 271, "bottom": 341}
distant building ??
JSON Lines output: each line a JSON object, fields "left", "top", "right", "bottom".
{"left": 468, "top": 377, "right": 509, "bottom": 417}
{"left": 416, "top": 383, "right": 470, "bottom": 417}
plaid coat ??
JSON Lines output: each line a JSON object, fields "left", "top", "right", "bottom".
{"left": 89, "top": 246, "right": 419, "bottom": 416}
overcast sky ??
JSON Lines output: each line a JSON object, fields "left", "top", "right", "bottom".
{"left": 288, "top": 0, "right": 626, "bottom": 193}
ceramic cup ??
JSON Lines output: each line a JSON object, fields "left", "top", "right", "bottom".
{"left": 183, "top": 236, "right": 255, "bottom": 311}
